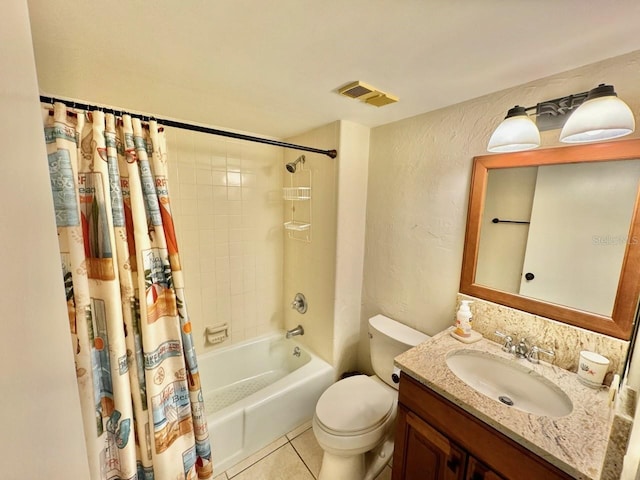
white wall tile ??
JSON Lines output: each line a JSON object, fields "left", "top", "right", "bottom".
{"left": 227, "top": 172, "right": 242, "bottom": 187}
{"left": 166, "top": 128, "right": 284, "bottom": 352}
{"left": 212, "top": 171, "right": 227, "bottom": 186}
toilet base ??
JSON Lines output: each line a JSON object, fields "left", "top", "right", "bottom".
{"left": 318, "top": 451, "right": 365, "bottom": 480}
{"left": 317, "top": 431, "right": 395, "bottom": 480}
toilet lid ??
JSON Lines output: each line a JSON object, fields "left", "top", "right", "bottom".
{"left": 315, "top": 375, "right": 395, "bottom": 434}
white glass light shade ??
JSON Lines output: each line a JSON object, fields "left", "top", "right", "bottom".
{"left": 487, "top": 113, "right": 540, "bottom": 153}
{"left": 560, "top": 95, "right": 635, "bottom": 143}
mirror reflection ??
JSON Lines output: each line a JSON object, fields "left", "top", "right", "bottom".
{"left": 460, "top": 138, "right": 640, "bottom": 339}
{"left": 475, "top": 160, "right": 640, "bottom": 317}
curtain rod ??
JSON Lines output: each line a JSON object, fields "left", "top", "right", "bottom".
{"left": 40, "top": 95, "right": 338, "bottom": 159}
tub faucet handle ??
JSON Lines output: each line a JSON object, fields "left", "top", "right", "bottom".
{"left": 291, "top": 293, "right": 308, "bottom": 314}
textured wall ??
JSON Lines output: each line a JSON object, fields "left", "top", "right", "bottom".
{"left": 332, "top": 121, "right": 370, "bottom": 376}
{"left": 1, "top": 0, "right": 89, "bottom": 477}
{"left": 359, "top": 50, "right": 640, "bottom": 372}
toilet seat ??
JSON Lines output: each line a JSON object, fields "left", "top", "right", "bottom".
{"left": 314, "top": 375, "right": 395, "bottom": 436}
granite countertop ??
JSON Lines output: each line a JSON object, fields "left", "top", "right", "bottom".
{"left": 394, "top": 329, "right": 613, "bottom": 480}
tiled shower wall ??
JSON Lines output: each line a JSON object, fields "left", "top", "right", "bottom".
{"left": 164, "top": 127, "right": 284, "bottom": 353}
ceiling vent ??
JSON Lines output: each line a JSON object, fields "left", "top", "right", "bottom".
{"left": 338, "top": 81, "right": 398, "bottom": 107}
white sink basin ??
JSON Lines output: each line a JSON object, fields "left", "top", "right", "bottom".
{"left": 446, "top": 349, "right": 573, "bottom": 417}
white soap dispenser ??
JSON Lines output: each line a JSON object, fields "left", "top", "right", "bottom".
{"left": 455, "top": 300, "right": 473, "bottom": 336}
{"left": 451, "top": 300, "right": 482, "bottom": 343}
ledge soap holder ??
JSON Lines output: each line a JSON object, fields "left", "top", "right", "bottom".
{"left": 205, "top": 323, "right": 229, "bottom": 346}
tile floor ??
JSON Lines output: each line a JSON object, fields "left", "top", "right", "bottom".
{"left": 212, "top": 421, "right": 393, "bottom": 480}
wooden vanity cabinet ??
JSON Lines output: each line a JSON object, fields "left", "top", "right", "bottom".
{"left": 392, "top": 374, "right": 574, "bottom": 480}
{"left": 401, "top": 409, "right": 467, "bottom": 479}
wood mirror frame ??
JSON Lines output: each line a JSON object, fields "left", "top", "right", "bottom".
{"left": 460, "top": 138, "right": 640, "bottom": 340}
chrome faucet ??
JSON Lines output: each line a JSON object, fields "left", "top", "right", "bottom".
{"left": 513, "top": 337, "right": 530, "bottom": 358}
{"left": 286, "top": 324, "right": 304, "bottom": 339}
{"left": 495, "top": 331, "right": 528, "bottom": 357}
{"left": 495, "top": 331, "right": 555, "bottom": 364}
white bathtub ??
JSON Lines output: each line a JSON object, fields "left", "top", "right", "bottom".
{"left": 199, "top": 331, "right": 334, "bottom": 472}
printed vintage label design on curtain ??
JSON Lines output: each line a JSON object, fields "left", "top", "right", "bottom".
{"left": 151, "top": 380, "right": 194, "bottom": 454}
{"left": 87, "top": 298, "right": 114, "bottom": 435}
{"left": 79, "top": 172, "right": 116, "bottom": 280}
{"left": 142, "top": 248, "right": 177, "bottom": 323}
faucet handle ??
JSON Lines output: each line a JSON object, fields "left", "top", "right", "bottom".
{"left": 494, "top": 331, "right": 513, "bottom": 352}
{"left": 290, "top": 293, "right": 307, "bottom": 314}
{"left": 527, "top": 345, "right": 555, "bottom": 364}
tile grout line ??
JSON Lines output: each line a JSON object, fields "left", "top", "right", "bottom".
{"left": 225, "top": 442, "right": 290, "bottom": 479}
{"left": 288, "top": 437, "right": 318, "bottom": 480}
{"left": 218, "top": 424, "right": 392, "bottom": 480}
{"left": 220, "top": 423, "right": 315, "bottom": 480}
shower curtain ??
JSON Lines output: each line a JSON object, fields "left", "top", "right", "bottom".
{"left": 43, "top": 102, "right": 213, "bottom": 480}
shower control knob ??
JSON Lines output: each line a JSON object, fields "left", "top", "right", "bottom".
{"left": 291, "top": 293, "right": 308, "bottom": 314}
{"left": 525, "top": 272, "right": 535, "bottom": 281}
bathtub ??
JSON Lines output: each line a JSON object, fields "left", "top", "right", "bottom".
{"left": 199, "top": 331, "right": 335, "bottom": 472}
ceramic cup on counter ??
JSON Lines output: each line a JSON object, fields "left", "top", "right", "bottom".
{"left": 578, "top": 351, "right": 609, "bottom": 388}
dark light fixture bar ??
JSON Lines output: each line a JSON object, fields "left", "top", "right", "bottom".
{"left": 40, "top": 95, "right": 338, "bottom": 159}
{"left": 505, "top": 91, "right": 590, "bottom": 132}
{"left": 533, "top": 92, "right": 589, "bottom": 131}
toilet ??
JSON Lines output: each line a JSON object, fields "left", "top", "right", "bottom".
{"left": 312, "top": 314, "right": 430, "bottom": 480}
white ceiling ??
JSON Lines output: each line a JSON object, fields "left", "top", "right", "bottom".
{"left": 27, "top": 0, "right": 640, "bottom": 139}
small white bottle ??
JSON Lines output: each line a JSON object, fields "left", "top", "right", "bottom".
{"left": 454, "top": 300, "right": 473, "bottom": 337}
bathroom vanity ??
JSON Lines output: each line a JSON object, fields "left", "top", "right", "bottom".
{"left": 392, "top": 331, "right": 613, "bottom": 480}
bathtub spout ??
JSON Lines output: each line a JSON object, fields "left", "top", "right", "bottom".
{"left": 286, "top": 325, "right": 304, "bottom": 339}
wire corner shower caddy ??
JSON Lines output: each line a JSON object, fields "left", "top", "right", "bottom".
{"left": 283, "top": 156, "right": 312, "bottom": 242}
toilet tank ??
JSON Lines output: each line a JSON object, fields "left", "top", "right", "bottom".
{"left": 369, "top": 314, "right": 430, "bottom": 389}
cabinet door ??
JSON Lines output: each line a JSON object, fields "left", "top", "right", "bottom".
{"left": 401, "top": 410, "right": 466, "bottom": 480}
{"left": 465, "top": 456, "right": 505, "bottom": 480}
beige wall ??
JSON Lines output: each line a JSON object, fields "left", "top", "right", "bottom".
{"left": 359, "top": 50, "right": 640, "bottom": 372}
{"left": 1, "top": 0, "right": 89, "bottom": 477}
{"left": 333, "top": 121, "right": 370, "bottom": 376}
{"left": 165, "top": 128, "right": 284, "bottom": 352}
{"left": 284, "top": 123, "right": 340, "bottom": 366}
{"left": 283, "top": 121, "right": 370, "bottom": 376}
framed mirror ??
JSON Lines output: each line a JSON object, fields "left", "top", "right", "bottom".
{"left": 460, "top": 138, "right": 640, "bottom": 339}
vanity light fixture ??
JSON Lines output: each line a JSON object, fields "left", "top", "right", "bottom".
{"left": 487, "top": 106, "right": 541, "bottom": 153}
{"left": 559, "top": 84, "right": 635, "bottom": 143}
{"left": 487, "top": 84, "right": 635, "bottom": 153}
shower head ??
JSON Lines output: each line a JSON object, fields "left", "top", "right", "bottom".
{"left": 286, "top": 155, "right": 305, "bottom": 173}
